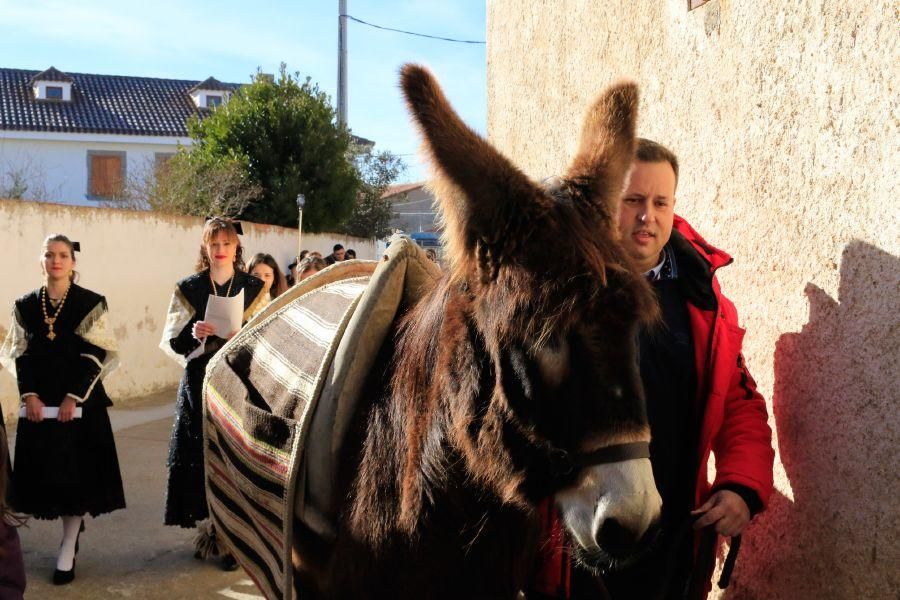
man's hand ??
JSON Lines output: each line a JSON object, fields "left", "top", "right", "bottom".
{"left": 58, "top": 396, "right": 78, "bottom": 423}
{"left": 692, "top": 489, "right": 750, "bottom": 537}
{"left": 24, "top": 394, "right": 44, "bottom": 422}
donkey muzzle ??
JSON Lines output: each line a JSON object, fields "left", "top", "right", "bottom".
{"left": 556, "top": 456, "right": 661, "bottom": 567}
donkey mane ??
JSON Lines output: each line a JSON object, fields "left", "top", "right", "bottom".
{"left": 349, "top": 278, "right": 459, "bottom": 543}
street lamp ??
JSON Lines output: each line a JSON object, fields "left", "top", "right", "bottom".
{"left": 296, "top": 194, "right": 306, "bottom": 259}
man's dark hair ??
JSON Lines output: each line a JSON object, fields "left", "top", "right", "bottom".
{"left": 333, "top": 244, "right": 344, "bottom": 252}
{"left": 636, "top": 138, "right": 679, "bottom": 190}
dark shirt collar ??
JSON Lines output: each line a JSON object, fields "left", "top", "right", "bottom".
{"left": 643, "top": 244, "right": 678, "bottom": 282}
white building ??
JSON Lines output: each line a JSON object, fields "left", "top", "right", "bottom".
{"left": 0, "top": 66, "right": 234, "bottom": 205}
{"left": 381, "top": 181, "right": 438, "bottom": 233}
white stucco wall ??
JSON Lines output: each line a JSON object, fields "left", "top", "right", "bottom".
{"left": 32, "top": 80, "right": 73, "bottom": 102}
{"left": 0, "top": 199, "right": 375, "bottom": 422}
{"left": 0, "top": 132, "right": 187, "bottom": 205}
{"left": 487, "top": 1, "right": 898, "bottom": 597}
{"left": 389, "top": 187, "right": 438, "bottom": 233}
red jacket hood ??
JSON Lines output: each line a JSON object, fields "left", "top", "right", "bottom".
{"left": 673, "top": 215, "right": 733, "bottom": 272}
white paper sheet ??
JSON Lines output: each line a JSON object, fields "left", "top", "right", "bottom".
{"left": 206, "top": 289, "right": 244, "bottom": 335}
{"left": 19, "top": 406, "right": 83, "bottom": 419}
{"left": 186, "top": 289, "right": 244, "bottom": 361}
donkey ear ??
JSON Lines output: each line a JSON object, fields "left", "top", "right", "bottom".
{"left": 400, "top": 64, "right": 544, "bottom": 261}
{"left": 566, "top": 82, "right": 639, "bottom": 213}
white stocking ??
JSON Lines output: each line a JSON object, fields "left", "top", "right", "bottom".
{"left": 56, "top": 516, "right": 83, "bottom": 571}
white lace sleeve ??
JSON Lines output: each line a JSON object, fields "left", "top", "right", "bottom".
{"left": 0, "top": 306, "right": 27, "bottom": 378}
{"left": 159, "top": 286, "right": 195, "bottom": 367}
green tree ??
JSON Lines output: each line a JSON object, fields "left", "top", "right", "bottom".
{"left": 341, "top": 147, "right": 405, "bottom": 239}
{"left": 187, "top": 64, "right": 359, "bottom": 231}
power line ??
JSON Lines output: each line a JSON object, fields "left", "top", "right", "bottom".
{"left": 342, "top": 14, "right": 485, "bottom": 44}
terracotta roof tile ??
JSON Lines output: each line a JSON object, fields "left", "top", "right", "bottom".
{"left": 382, "top": 181, "right": 426, "bottom": 198}
{"left": 30, "top": 66, "right": 74, "bottom": 83}
{"left": 188, "top": 76, "right": 232, "bottom": 92}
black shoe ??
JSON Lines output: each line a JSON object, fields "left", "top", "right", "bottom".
{"left": 221, "top": 553, "right": 238, "bottom": 572}
{"left": 55, "top": 521, "right": 83, "bottom": 585}
{"left": 52, "top": 562, "right": 75, "bottom": 585}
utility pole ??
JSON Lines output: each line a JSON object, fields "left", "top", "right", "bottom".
{"left": 337, "top": 0, "right": 348, "bottom": 126}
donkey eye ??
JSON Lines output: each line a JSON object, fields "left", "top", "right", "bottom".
{"left": 534, "top": 341, "right": 571, "bottom": 387}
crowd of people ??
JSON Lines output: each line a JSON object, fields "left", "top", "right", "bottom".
{"left": 285, "top": 243, "right": 361, "bottom": 287}
{"left": 0, "top": 223, "right": 370, "bottom": 593}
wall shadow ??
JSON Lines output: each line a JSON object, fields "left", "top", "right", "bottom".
{"left": 724, "top": 241, "right": 899, "bottom": 599}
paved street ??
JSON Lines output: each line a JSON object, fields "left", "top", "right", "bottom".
{"left": 12, "top": 390, "right": 266, "bottom": 599}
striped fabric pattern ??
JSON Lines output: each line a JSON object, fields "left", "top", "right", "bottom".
{"left": 204, "top": 274, "right": 372, "bottom": 600}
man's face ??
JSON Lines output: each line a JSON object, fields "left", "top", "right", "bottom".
{"left": 334, "top": 248, "right": 345, "bottom": 261}
{"left": 617, "top": 160, "right": 677, "bottom": 272}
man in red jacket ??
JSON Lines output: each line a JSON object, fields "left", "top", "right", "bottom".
{"left": 529, "top": 139, "right": 775, "bottom": 599}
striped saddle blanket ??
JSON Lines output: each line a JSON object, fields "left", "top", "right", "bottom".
{"left": 202, "top": 237, "right": 441, "bottom": 600}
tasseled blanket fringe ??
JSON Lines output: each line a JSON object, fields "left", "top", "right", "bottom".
{"left": 193, "top": 519, "right": 226, "bottom": 559}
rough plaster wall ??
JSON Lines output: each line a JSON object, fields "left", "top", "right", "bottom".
{"left": 487, "top": 1, "right": 898, "bottom": 597}
{"left": 0, "top": 199, "right": 375, "bottom": 421}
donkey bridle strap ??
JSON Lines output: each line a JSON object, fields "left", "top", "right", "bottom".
{"left": 572, "top": 441, "right": 651, "bottom": 469}
{"left": 548, "top": 441, "right": 651, "bottom": 477}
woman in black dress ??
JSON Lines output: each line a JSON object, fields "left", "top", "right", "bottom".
{"left": 159, "top": 218, "right": 265, "bottom": 569}
{"left": 0, "top": 234, "right": 125, "bottom": 585}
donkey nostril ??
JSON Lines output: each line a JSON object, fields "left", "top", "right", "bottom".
{"left": 597, "top": 518, "right": 639, "bottom": 558}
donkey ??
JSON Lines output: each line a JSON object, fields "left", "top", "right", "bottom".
{"left": 297, "top": 65, "right": 662, "bottom": 599}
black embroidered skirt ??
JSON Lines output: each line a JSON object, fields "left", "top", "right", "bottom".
{"left": 12, "top": 402, "right": 126, "bottom": 520}
{"left": 164, "top": 353, "right": 213, "bottom": 528}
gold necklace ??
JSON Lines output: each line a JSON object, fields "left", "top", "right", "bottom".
{"left": 40, "top": 283, "right": 71, "bottom": 340}
{"left": 209, "top": 272, "right": 235, "bottom": 297}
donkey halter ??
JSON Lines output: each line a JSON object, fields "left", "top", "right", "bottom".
{"left": 549, "top": 441, "right": 651, "bottom": 477}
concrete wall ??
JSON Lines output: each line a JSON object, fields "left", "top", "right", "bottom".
{"left": 487, "top": 1, "right": 897, "bottom": 597}
{"left": 0, "top": 132, "right": 187, "bottom": 205}
{"left": 0, "top": 199, "right": 375, "bottom": 422}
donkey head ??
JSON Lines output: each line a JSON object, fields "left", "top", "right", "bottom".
{"left": 400, "top": 65, "right": 661, "bottom": 567}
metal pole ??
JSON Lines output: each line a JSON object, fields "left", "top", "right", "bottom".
{"left": 337, "top": 0, "right": 348, "bottom": 126}
{"left": 298, "top": 210, "right": 304, "bottom": 256}
{"left": 297, "top": 194, "right": 306, "bottom": 260}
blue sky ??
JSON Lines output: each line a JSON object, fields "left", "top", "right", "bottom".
{"left": 0, "top": 0, "right": 486, "bottom": 183}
